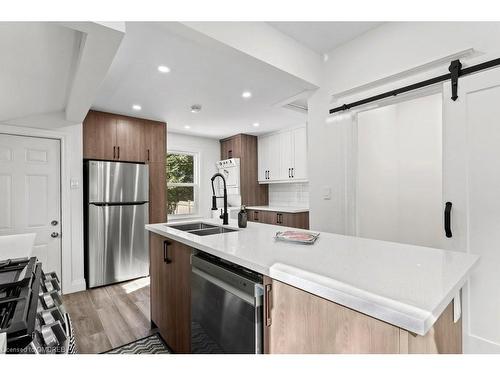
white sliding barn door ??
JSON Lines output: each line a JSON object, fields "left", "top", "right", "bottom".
{"left": 443, "top": 68, "right": 500, "bottom": 353}
{"left": 356, "top": 93, "right": 444, "bottom": 249}
{"left": 0, "top": 134, "right": 61, "bottom": 276}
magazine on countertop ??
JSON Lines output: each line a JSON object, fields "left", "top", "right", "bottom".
{"left": 274, "top": 230, "right": 320, "bottom": 244}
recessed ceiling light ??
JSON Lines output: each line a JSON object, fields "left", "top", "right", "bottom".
{"left": 184, "top": 125, "right": 191, "bottom": 129}
{"left": 190, "top": 104, "right": 202, "bottom": 113}
{"left": 132, "top": 104, "right": 142, "bottom": 111}
{"left": 252, "top": 122, "right": 260, "bottom": 127}
{"left": 158, "top": 65, "right": 170, "bottom": 73}
{"left": 242, "top": 91, "right": 252, "bottom": 99}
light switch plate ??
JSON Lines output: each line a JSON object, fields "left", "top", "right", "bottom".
{"left": 70, "top": 179, "right": 79, "bottom": 189}
{"left": 322, "top": 186, "right": 332, "bottom": 200}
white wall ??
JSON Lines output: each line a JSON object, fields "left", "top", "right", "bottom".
{"left": 167, "top": 132, "right": 220, "bottom": 219}
{"left": 308, "top": 22, "right": 500, "bottom": 234}
{"left": 0, "top": 122, "right": 84, "bottom": 294}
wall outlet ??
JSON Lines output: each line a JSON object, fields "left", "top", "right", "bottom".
{"left": 70, "top": 179, "right": 80, "bottom": 189}
{"left": 322, "top": 186, "right": 332, "bottom": 200}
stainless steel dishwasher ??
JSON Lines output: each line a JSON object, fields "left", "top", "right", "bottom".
{"left": 191, "top": 252, "right": 263, "bottom": 354}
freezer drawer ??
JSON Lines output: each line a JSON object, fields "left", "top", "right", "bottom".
{"left": 87, "top": 203, "right": 149, "bottom": 288}
{"left": 87, "top": 161, "right": 149, "bottom": 203}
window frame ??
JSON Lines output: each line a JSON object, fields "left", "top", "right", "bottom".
{"left": 166, "top": 149, "right": 200, "bottom": 219}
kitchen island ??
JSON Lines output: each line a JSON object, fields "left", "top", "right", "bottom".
{"left": 146, "top": 218, "right": 478, "bottom": 354}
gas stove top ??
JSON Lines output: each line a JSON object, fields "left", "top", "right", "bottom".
{"left": 0, "top": 257, "right": 76, "bottom": 354}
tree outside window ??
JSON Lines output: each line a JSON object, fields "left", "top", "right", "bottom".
{"left": 167, "top": 152, "right": 198, "bottom": 215}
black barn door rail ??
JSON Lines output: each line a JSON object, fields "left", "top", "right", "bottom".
{"left": 329, "top": 57, "right": 500, "bottom": 114}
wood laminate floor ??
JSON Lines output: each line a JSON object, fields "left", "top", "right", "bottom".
{"left": 62, "top": 277, "right": 154, "bottom": 354}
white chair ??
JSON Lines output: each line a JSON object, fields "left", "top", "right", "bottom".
{"left": 0, "top": 233, "right": 36, "bottom": 260}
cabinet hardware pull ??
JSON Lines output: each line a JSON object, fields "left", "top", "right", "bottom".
{"left": 288, "top": 168, "right": 291, "bottom": 178}
{"left": 163, "top": 240, "right": 172, "bottom": 264}
{"left": 292, "top": 168, "right": 294, "bottom": 178}
{"left": 255, "top": 211, "right": 259, "bottom": 221}
{"left": 265, "top": 284, "right": 272, "bottom": 327}
{"left": 113, "top": 146, "right": 116, "bottom": 159}
{"left": 117, "top": 146, "right": 120, "bottom": 159}
{"left": 147, "top": 149, "right": 150, "bottom": 161}
{"left": 445, "top": 202, "right": 453, "bottom": 238}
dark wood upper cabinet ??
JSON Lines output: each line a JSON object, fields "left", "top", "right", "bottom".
{"left": 83, "top": 110, "right": 166, "bottom": 163}
{"left": 144, "top": 121, "right": 166, "bottom": 163}
{"left": 220, "top": 134, "right": 268, "bottom": 206}
{"left": 115, "top": 117, "right": 146, "bottom": 162}
{"left": 82, "top": 111, "right": 117, "bottom": 160}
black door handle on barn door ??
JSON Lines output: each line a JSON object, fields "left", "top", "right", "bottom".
{"left": 444, "top": 202, "right": 453, "bottom": 238}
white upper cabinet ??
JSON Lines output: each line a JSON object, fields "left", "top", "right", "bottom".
{"left": 258, "top": 126, "right": 308, "bottom": 183}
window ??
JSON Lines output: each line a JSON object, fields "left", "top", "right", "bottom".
{"left": 166, "top": 151, "right": 198, "bottom": 216}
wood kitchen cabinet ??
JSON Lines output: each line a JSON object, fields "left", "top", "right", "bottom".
{"left": 246, "top": 209, "right": 309, "bottom": 229}
{"left": 219, "top": 134, "right": 268, "bottom": 206}
{"left": 263, "top": 276, "right": 461, "bottom": 354}
{"left": 149, "top": 234, "right": 191, "bottom": 353}
{"left": 84, "top": 110, "right": 167, "bottom": 163}
{"left": 144, "top": 121, "right": 166, "bottom": 162}
{"left": 83, "top": 110, "right": 167, "bottom": 224}
{"left": 115, "top": 116, "right": 145, "bottom": 162}
{"left": 258, "top": 126, "right": 308, "bottom": 183}
{"left": 82, "top": 110, "right": 117, "bottom": 160}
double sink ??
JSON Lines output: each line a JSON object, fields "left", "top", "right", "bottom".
{"left": 167, "top": 222, "right": 238, "bottom": 236}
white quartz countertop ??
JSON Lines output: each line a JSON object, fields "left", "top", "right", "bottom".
{"left": 146, "top": 218, "right": 478, "bottom": 335}
{"left": 245, "top": 205, "right": 309, "bottom": 213}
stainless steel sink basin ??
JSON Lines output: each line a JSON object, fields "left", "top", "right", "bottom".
{"left": 188, "top": 227, "right": 238, "bottom": 236}
{"left": 168, "top": 222, "right": 218, "bottom": 232}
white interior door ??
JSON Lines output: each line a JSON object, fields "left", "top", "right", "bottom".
{"left": 0, "top": 134, "right": 61, "bottom": 276}
{"left": 356, "top": 92, "right": 443, "bottom": 249}
{"left": 443, "top": 67, "right": 500, "bottom": 353}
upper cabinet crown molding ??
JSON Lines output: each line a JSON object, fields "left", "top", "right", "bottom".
{"left": 258, "top": 126, "right": 308, "bottom": 184}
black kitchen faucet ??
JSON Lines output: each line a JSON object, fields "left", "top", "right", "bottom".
{"left": 210, "top": 173, "right": 229, "bottom": 225}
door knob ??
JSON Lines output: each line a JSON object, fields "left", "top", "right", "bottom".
{"left": 51, "top": 220, "right": 58, "bottom": 226}
{"left": 51, "top": 232, "right": 59, "bottom": 238}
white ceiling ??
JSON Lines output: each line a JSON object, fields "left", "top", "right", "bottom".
{"left": 268, "top": 22, "right": 383, "bottom": 55}
{"left": 0, "top": 22, "right": 80, "bottom": 122}
{"left": 93, "top": 22, "right": 313, "bottom": 139}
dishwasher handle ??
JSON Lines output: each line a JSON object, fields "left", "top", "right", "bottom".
{"left": 192, "top": 266, "right": 257, "bottom": 305}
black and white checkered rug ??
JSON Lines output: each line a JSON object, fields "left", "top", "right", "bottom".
{"left": 104, "top": 334, "right": 170, "bottom": 354}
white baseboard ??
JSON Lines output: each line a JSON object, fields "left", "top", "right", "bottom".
{"left": 63, "top": 278, "right": 86, "bottom": 295}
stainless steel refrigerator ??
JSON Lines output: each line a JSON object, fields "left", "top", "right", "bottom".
{"left": 84, "top": 160, "right": 149, "bottom": 288}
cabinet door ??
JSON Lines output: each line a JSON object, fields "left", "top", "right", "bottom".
{"left": 281, "top": 212, "right": 309, "bottom": 229}
{"left": 163, "top": 239, "right": 192, "bottom": 353}
{"left": 149, "top": 161, "right": 167, "bottom": 223}
{"left": 220, "top": 136, "right": 241, "bottom": 159}
{"left": 144, "top": 122, "right": 166, "bottom": 162}
{"left": 247, "top": 209, "right": 262, "bottom": 222}
{"left": 149, "top": 233, "right": 165, "bottom": 328}
{"left": 264, "top": 277, "right": 400, "bottom": 354}
{"left": 83, "top": 111, "right": 117, "bottom": 160}
{"left": 116, "top": 117, "right": 146, "bottom": 162}
{"left": 267, "top": 133, "right": 281, "bottom": 181}
{"left": 279, "top": 131, "right": 293, "bottom": 180}
{"left": 258, "top": 136, "right": 269, "bottom": 182}
{"left": 292, "top": 127, "right": 308, "bottom": 180}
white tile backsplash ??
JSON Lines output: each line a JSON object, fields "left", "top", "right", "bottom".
{"left": 268, "top": 182, "right": 309, "bottom": 208}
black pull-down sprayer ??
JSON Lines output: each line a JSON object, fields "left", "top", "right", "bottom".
{"left": 211, "top": 173, "right": 228, "bottom": 225}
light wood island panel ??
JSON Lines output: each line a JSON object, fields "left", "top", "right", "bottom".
{"left": 263, "top": 276, "right": 461, "bottom": 354}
